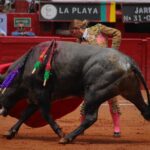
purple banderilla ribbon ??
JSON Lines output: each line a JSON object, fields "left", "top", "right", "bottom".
{"left": 0, "top": 68, "right": 20, "bottom": 89}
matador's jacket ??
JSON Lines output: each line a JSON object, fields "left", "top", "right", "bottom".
{"left": 83, "top": 23, "right": 121, "bottom": 50}
{"left": 80, "top": 23, "right": 121, "bottom": 114}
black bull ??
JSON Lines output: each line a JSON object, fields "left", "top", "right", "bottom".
{"left": 0, "top": 41, "right": 150, "bottom": 144}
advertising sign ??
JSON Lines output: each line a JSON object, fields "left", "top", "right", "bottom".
{"left": 14, "top": 18, "right": 31, "bottom": 27}
{"left": 122, "top": 3, "right": 150, "bottom": 23}
{"left": 40, "top": 2, "right": 116, "bottom": 22}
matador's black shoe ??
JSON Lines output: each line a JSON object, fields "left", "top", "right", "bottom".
{"left": 113, "top": 132, "right": 121, "bottom": 137}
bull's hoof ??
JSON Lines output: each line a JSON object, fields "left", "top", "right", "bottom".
{"left": 59, "top": 132, "right": 65, "bottom": 138}
{"left": 3, "top": 130, "right": 17, "bottom": 139}
{"left": 80, "top": 131, "right": 85, "bottom": 135}
{"left": 59, "top": 137, "right": 71, "bottom": 144}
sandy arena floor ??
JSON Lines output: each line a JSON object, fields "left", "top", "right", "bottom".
{"left": 0, "top": 94, "right": 150, "bottom": 150}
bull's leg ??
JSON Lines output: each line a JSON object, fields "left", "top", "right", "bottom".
{"left": 31, "top": 84, "right": 65, "bottom": 138}
{"left": 59, "top": 77, "right": 121, "bottom": 144}
{"left": 4, "top": 104, "right": 38, "bottom": 139}
{"left": 121, "top": 84, "right": 150, "bottom": 120}
{"left": 59, "top": 84, "right": 104, "bottom": 144}
{"left": 59, "top": 100, "right": 99, "bottom": 144}
{"left": 40, "top": 100, "right": 65, "bottom": 138}
{"left": 119, "top": 74, "right": 150, "bottom": 120}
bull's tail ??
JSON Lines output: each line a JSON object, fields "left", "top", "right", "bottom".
{"left": 130, "top": 59, "right": 150, "bottom": 105}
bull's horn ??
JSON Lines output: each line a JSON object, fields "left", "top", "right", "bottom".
{"left": 0, "top": 106, "right": 8, "bottom": 116}
{"left": 0, "top": 107, "right": 5, "bottom": 115}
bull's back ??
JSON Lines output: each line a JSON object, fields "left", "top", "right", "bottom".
{"left": 51, "top": 41, "right": 130, "bottom": 97}
{"left": 24, "top": 41, "right": 131, "bottom": 92}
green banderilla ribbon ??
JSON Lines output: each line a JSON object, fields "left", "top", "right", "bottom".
{"left": 43, "top": 70, "right": 52, "bottom": 86}
{"left": 32, "top": 61, "right": 41, "bottom": 74}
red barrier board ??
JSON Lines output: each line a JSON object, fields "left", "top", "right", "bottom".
{"left": 0, "top": 36, "right": 76, "bottom": 64}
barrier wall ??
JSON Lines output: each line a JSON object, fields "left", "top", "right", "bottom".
{"left": 120, "top": 39, "right": 147, "bottom": 76}
{"left": 0, "top": 36, "right": 149, "bottom": 87}
{"left": 0, "top": 36, "right": 77, "bottom": 64}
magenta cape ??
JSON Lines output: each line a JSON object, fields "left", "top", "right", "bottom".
{"left": 0, "top": 63, "right": 82, "bottom": 127}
